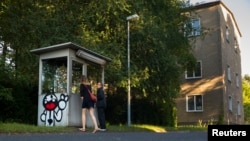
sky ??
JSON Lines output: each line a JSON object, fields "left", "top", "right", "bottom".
{"left": 189, "top": 0, "right": 250, "bottom": 76}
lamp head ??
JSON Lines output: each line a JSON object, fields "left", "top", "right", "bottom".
{"left": 126, "top": 14, "right": 139, "bottom": 21}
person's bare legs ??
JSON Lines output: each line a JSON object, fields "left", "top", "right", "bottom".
{"left": 79, "top": 108, "right": 86, "bottom": 131}
{"left": 89, "top": 107, "right": 100, "bottom": 133}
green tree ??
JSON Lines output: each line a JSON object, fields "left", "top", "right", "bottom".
{"left": 0, "top": 0, "right": 196, "bottom": 126}
{"left": 242, "top": 75, "right": 250, "bottom": 123}
{"left": 0, "top": 0, "right": 86, "bottom": 123}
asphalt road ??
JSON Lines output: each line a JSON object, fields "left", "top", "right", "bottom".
{"left": 0, "top": 131, "right": 207, "bottom": 141}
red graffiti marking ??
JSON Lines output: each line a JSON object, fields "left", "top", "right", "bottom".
{"left": 45, "top": 102, "right": 56, "bottom": 110}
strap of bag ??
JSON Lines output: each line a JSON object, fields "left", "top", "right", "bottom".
{"left": 84, "top": 85, "right": 92, "bottom": 96}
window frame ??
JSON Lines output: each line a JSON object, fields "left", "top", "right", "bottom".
{"left": 185, "top": 18, "right": 201, "bottom": 37}
{"left": 234, "top": 37, "right": 238, "bottom": 52}
{"left": 186, "top": 94, "right": 203, "bottom": 112}
{"left": 228, "top": 96, "right": 232, "bottom": 112}
{"left": 41, "top": 57, "right": 68, "bottom": 94}
{"left": 226, "top": 26, "right": 230, "bottom": 42}
{"left": 185, "top": 61, "right": 202, "bottom": 79}
{"left": 237, "top": 101, "right": 241, "bottom": 116}
{"left": 236, "top": 73, "right": 239, "bottom": 87}
{"left": 227, "top": 66, "right": 231, "bottom": 82}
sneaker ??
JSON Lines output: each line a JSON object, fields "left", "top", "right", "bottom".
{"left": 100, "top": 129, "right": 106, "bottom": 131}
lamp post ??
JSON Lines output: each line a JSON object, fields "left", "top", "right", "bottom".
{"left": 126, "top": 14, "right": 139, "bottom": 126}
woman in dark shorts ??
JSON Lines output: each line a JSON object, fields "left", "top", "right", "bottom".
{"left": 79, "top": 75, "right": 100, "bottom": 133}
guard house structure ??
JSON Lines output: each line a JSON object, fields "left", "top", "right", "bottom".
{"left": 30, "top": 42, "right": 111, "bottom": 126}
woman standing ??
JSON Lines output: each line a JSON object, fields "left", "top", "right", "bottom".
{"left": 79, "top": 75, "right": 100, "bottom": 133}
{"left": 96, "top": 82, "right": 106, "bottom": 131}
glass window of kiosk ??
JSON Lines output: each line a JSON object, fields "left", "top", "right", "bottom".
{"left": 71, "top": 60, "right": 83, "bottom": 94}
{"left": 42, "top": 57, "right": 67, "bottom": 94}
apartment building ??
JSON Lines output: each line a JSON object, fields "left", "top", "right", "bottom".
{"left": 176, "top": 1, "right": 244, "bottom": 125}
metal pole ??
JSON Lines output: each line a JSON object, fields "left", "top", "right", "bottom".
{"left": 127, "top": 20, "right": 131, "bottom": 126}
{"left": 126, "top": 14, "right": 139, "bottom": 127}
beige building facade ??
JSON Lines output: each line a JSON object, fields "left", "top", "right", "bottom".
{"left": 176, "top": 1, "right": 244, "bottom": 125}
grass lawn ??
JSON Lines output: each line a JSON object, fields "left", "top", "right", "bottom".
{"left": 0, "top": 122, "right": 207, "bottom": 134}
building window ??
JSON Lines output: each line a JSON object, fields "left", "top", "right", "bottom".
{"left": 227, "top": 66, "right": 231, "bottom": 82}
{"left": 228, "top": 96, "right": 232, "bottom": 112}
{"left": 234, "top": 37, "right": 238, "bottom": 52}
{"left": 236, "top": 73, "right": 239, "bottom": 87}
{"left": 226, "top": 26, "right": 229, "bottom": 42}
{"left": 187, "top": 95, "right": 203, "bottom": 112}
{"left": 186, "top": 61, "right": 202, "bottom": 79}
{"left": 184, "top": 18, "right": 200, "bottom": 37}
{"left": 237, "top": 101, "right": 241, "bottom": 115}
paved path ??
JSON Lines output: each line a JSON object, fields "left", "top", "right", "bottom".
{"left": 0, "top": 131, "right": 207, "bottom": 141}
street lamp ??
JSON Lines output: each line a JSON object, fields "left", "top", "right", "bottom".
{"left": 126, "top": 14, "right": 139, "bottom": 126}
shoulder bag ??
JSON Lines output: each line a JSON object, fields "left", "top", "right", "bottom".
{"left": 86, "top": 86, "right": 97, "bottom": 103}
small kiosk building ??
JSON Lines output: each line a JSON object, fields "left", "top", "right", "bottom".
{"left": 30, "top": 42, "right": 111, "bottom": 126}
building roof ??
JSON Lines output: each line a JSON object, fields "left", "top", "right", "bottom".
{"left": 191, "top": 1, "right": 242, "bottom": 37}
{"left": 30, "top": 42, "right": 112, "bottom": 63}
